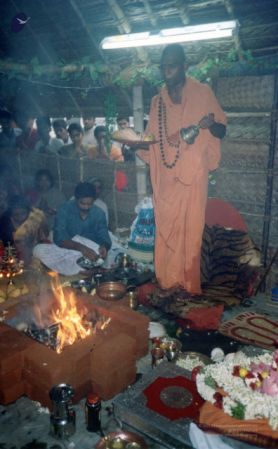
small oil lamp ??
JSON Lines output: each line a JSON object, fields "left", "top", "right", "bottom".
{"left": 0, "top": 243, "right": 24, "bottom": 284}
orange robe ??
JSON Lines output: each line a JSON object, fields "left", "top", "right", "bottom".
{"left": 138, "top": 77, "right": 226, "bottom": 293}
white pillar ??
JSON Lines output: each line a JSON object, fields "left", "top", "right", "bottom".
{"left": 133, "top": 84, "right": 147, "bottom": 201}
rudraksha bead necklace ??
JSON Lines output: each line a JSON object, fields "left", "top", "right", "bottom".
{"left": 158, "top": 96, "right": 180, "bottom": 169}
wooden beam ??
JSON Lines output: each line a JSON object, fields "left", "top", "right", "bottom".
{"left": 223, "top": 0, "right": 244, "bottom": 60}
{"left": 142, "top": 0, "right": 158, "bottom": 28}
{"left": 69, "top": 0, "right": 108, "bottom": 63}
{"left": 106, "top": 0, "right": 149, "bottom": 63}
{"left": 176, "top": 0, "right": 190, "bottom": 25}
{"left": 69, "top": 0, "right": 132, "bottom": 108}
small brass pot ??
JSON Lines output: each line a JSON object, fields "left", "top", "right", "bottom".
{"left": 96, "top": 281, "right": 127, "bottom": 301}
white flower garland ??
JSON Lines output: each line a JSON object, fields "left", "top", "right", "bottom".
{"left": 196, "top": 351, "right": 278, "bottom": 430}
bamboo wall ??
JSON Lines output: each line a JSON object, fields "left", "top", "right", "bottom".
{"left": 214, "top": 74, "right": 278, "bottom": 289}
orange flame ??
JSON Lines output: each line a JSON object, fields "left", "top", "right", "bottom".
{"left": 50, "top": 274, "right": 92, "bottom": 354}
{"left": 48, "top": 272, "right": 111, "bottom": 354}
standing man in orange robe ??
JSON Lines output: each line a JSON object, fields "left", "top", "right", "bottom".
{"left": 137, "top": 44, "right": 227, "bottom": 294}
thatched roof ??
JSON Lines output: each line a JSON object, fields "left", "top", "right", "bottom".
{"left": 0, "top": 0, "right": 277, "bottom": 115}
{"left": 0, "top": 0, "right": 277, "bottom": 65}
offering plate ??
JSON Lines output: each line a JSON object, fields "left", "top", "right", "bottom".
{"left": 76, "top": 256, "right": 104, "bottom": 269}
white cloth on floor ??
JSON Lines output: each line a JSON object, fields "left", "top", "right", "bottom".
{"left": 33, "top": 233, "right": 125, "bottom": 275}
{"left": 189, "top": 423, "right": 234, "bottom": 449}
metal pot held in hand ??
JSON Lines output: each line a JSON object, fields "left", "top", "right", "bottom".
{"left": 180, "top": 114, "right": 215, "bottom": 144}
{"left": 180, "top": 125, "right": 200, "bottom": 144}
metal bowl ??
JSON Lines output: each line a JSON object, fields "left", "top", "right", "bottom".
{"left": 157, "top": 337, "right": 182, "bottom": 362}
{"left": 96, "top": 281, "right": 127, "bottom": 301}
{"left": 159, "top": 337, "right": 182, "bottom": 352}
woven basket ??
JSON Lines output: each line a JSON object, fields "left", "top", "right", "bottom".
{"left": 128, "top": 241, "right": 154, "bottom": 263}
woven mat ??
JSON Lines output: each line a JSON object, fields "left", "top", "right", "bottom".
{"left": 218, "top": 311, "right": 278, "bottom": 349}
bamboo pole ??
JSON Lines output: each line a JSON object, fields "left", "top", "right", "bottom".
{"left": 260, "top": 73, "right": 278, "bottom": 291}
{"left": 133, "top": 84, "right": 147, "bottom": 202}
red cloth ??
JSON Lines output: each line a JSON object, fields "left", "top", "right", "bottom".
{"left": 179, "top": 304, "right": 224, "bottom": 330}
{"left": 199, "top": 401, "right": 278, "bottom": 448}
{"left": 114, "top": 170, "right": 128, "bottom": 192}
{"left": 205, "top": 198, "right": 247, "bottom": 231}
{"left": 137, "top": 282, "right": 156, "bottom": 305}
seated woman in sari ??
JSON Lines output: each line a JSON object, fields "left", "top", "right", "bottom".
{"left": 25, "top": 169, "right": 65, "bottom": 230}
{"left": 0, "top": 195, "right": 49, "bottom": 265}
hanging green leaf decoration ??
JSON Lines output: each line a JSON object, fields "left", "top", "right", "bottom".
{"left": 0, "top": 50, "right": 277, "bottom": 89}
{"left": 88, "top": 64, "right": 98, "bottom": 81}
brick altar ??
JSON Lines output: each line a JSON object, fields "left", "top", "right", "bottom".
{"left": 0, "top": 291, "right": 150, "bottom": 408}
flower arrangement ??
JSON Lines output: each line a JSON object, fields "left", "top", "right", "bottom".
{"left": 196, "top": 350, "right": 278, "bottom": 430}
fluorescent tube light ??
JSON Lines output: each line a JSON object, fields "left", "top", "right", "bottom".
{"left": 101, "top": 21, "right": 238, "bottom": 49}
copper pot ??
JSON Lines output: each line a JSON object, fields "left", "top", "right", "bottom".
{"left": 96, "top": 281, "right": 127, "bottom": 301}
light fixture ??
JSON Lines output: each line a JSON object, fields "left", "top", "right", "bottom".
{"left": 100, "top": 20, "right": 238, "bottom": 49}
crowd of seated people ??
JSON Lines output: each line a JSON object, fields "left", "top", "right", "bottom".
{"left": 0, "top": 108, "right": 134, "bottom": 268}
{"left": 0, "top": 107, "right": 139, "bottom": 163}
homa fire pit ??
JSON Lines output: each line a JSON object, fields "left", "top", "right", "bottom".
{"left": 0, "top": 279, "right": 149, "bottom": 408}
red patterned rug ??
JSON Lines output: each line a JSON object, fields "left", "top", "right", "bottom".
{"left": 219, "top": 311, "right": 278, "bottom": 349}
{"left": 143, "top": 376, "right": 204, "bottom": 421}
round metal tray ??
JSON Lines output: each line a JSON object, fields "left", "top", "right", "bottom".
{"left": 76, "top": 256, "right": 104, "bottom": 269}
{"left": 178, "top": 351, "right": 211, "bottom": 366}
{"left": 95, "top": 431, "right": 148, "bottom": 449}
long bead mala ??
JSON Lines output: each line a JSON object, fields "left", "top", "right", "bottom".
{"left": 158, "top": 96, "right": 180, "bottom": 169}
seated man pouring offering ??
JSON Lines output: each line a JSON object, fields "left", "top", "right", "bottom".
{"left": 33, "top": 182, "right": 111, "bottom": 275}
